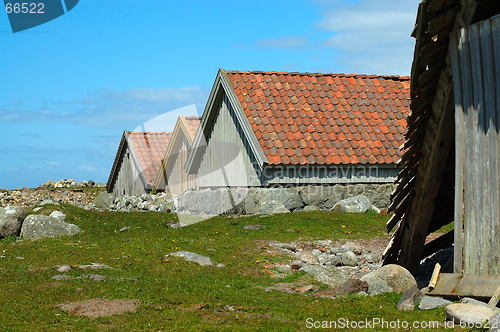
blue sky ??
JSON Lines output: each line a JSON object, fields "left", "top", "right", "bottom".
{"left": 0, "top": 0, "right": 419, "bottom": 189}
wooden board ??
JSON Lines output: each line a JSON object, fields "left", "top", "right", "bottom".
{"left": 450, "top": 15, "right": 500, "bottom": 276}
{"left": 426, "top": 273, "right": 500, "bottom": 299}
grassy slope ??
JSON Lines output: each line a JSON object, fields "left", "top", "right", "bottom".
{"left": 0, "top": 207, "right": 448, "bottom": 331}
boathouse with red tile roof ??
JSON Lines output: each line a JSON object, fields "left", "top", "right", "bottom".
{"left": 107, "top": 131, "right": 172, "bottom": 195}
{"left": 155, "top": 116, "right": 201, "bottom": 194}
{"left": 186, "top": 69, "right": 410, "bottom": 188}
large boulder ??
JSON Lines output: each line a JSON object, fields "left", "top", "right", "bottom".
{"left": 331, "top": 195, "right": 373, "bottom": 213}
{"left": 165, "top": 251, "right": 213, "bottom": 266}
{"left": 177, "top": 188, "right": 243, "bottom": 216}
{"left": 299, "top": 265, "right": 348, "bottom": 288}
{"left": 298, "top": 186, "right": 343, "bottom": 210}
{"left": 242, "top": 188, "right": 301, "bottom": 214}
{"left": 0, "top": 206, "right": 25, "bottom": 238}
{"left": 20, "top": 215, "right": 81, "bottom": 240}
{"left": 360, "top": 264, "right": 417, "bottom": 295}
{"left": 94, "top": 192, "right": 112, "bottom": 209}
{"left": 418, "top": 296, "right": 452, "bottom": 310}
{"left": 445, "top": 303, "right": 497, "bottom": 326}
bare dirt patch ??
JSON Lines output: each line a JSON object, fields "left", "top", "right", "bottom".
{"left": 56, "top": 298, "right": 140, "bottom": 318}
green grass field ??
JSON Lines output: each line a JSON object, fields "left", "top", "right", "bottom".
{"left": 0, "top": 206, "right": 450, "bottom": 331}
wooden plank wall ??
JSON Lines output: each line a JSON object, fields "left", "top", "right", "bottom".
{"left": 111, "top": 145, "right": 147, "bottom": 196}
{"left": 263, "top": 165, "right": 399, "bottom": 185}
{"left": 450, "top": 14, "right": 500, "bottom": 275}
{"left": 165, "top": 134, "right": 197, "bottom": 195}
{"left": 196, "top": 95, "right": 262, "bottom": 188}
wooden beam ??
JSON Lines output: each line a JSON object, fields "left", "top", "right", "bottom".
{"left": 425, "top": 273, "right": 500, "bottom": 299}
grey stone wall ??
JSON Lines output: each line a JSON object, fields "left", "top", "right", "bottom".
{"left": 176, "top": 184, "right": 395, "bottom": 216}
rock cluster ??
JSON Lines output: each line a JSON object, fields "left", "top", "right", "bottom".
{"left": 176, "top": 184, "right": 394, "bottom": 216}
{"left": 40, "top": 179, "right": 105, "bottom": 189}
{"left": 268, "top": 240, "right": 417, "bottom": 298}
{"left": 108, "top": 193, "right": 174, "bottom": 212}
{"left": 0, "top": 187, "right": 100, "bottom": 209}
{"left": 0, "top": 207, "right": 81, "bottom": 240}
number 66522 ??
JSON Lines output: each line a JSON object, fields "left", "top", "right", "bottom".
{"left": 5, "top": 2, "right": 45, "bottom": 14}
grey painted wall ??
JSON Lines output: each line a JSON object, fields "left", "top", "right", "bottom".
{"left": 196, "top": 95, "right": 261, "bottom": 188}
{"left": 111, "top": 145, "right": 147, "bottom": 196}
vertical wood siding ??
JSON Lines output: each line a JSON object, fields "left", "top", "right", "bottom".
{"left": 196, "top": 94, "right": 261, "bottom": 188}
{"left": 165, "top": 133, "right": 197, "bottom": 194}
{"left": 111, "top": 145, "right": 147, "bottom": 196}
{"left": 263, "top": 165, "right": 398, "bottom": 185}
{"left": 451, "top": 15, "right": 500, "bottom": 275}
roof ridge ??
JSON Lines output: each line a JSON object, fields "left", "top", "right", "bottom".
{"left": 127, "top": 131, "right": 172, "bottom": 134}
{"left": 224, "top": 69, "right": 410, "bottom": 80}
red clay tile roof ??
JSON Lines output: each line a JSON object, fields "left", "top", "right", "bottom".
{"left": 126, "top": 131, "right": 172, "bottom": 186}
{"left": 224, "top": 70, "right": 410, "bottom": 165}
{"left": 182, "top": 116, "right": 201, "bottom": 141}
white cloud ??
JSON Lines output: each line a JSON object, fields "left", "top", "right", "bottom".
{"left": 316, "top": 0, "right": 419, "bottom": 75}
{"left": 46, "top": 161, "right": 62, "bottom": 167}
{"left": 0, "top": 86, "right": 208, "bottom": 130}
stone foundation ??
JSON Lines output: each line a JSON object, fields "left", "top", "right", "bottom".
{"left": 176, "top": 184, "right": 395, "bottom": 216}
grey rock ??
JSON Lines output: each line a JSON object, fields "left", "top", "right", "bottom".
{"left": 315, "top": 240, "right": 332, "bottom": 247}
{"left": 119, "top": 226, "right": 131, "bottom": 232}
{"left": 328, "top": 246, "right": 350, "bottom": 255}
{"left": 33, "top": 207, "right": 42, "bottom": 212}
{"left": 331, "top": 195, "right": 372, "bottom": 213}
{"left": 52, "top": 274, "right": 72, "bottom": 280}
{"left": 312, "top": 249, "right": 322, "bottom": 257}
{"left": 397, "top": 286, "right": 423, "bottom": 311}
{"left": 252, "top": 187, "right": 304, "bottom": 212}
{"left": 291, "top": 260, "right": 305, "bottom": 270}
{"left": 318, "top": 254, "right": 341, "bottom": 266}
{"left": 49, "top": 211, "right": 66, "bottom": 222}
{"left": 489, "top": 314, "right": 500, "bottom": 332}
{"left": 296, "top": 252, "right": 319, "bottom": 265}
{"left": 0, "top": 206, "right": 25, "bottom": 238}
{"left": 446, "top": 303, "right": 497, "bottom": 326}
{"left": 39, "top": 199, "right": 58, "bottom": 206}
{"left": 56, "top": 265, "right": 72, "bottom": 273}
{"left": 94, "top": 192, "right": 112, "bottom": 209}
{"left": 77, "top": 263, "right": 112, "bottom": 270}
{"left": 272, "top": 243, "right": 296, "bottom": 252}
{"left": 418, "top": 296, "right": 452, "bottom": 310}
{"left": 20, "top": 215, "right": 81, "bottom": 240}
{"left": 275, "top": 265, "right": 292, "bottom": 273}
{"left": 216, "top": 263, "right": 226, "bottom": 268}
{"left": 300, "top": 265, "right": 348, "bottom": 288}
{"left": 460, "top": 298, "right": 500, "bottom": 313}
{"left": 340, "top": 251, "right": 359, "bottom": 266}
{"left": 363, "top": 252, "right": 381, "bottom": 263}
{"left": 298, "top": 185, "right": 343, "bottom": 210}
{"left": 85, "top": 274, "right": 106, "bottom": 281}
{"left": 166, "top": 251, "right": 213, "bottom": 266}
{"left": 303, "top": 205, "right": 321, "bottom": 211}
{"left": 254, "top": 200, "right": 289, "bottom": 215}
{"left": 360, "top": 264, "right": 417, "bottom": 295}
{"left": 243, "top": 224, "right": 266, "bottom": 230}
